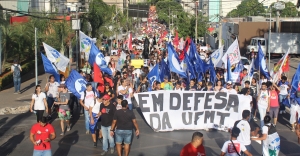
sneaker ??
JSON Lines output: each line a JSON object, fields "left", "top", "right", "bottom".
{"left": 18, "top": 91, "right": 21, "bottom": 94}
{"left": 93, "top": 142, "right": 97, "bottom": 147}
{"left": 110, "top": 148, "right": 115, "bottom": 154}
{"left": 80, "top": 113, "right": 84, "bottom": 116}
{"left": 253, "top": 117, "right": 257, "bottom": 121}
{"left": 86, "top": 130, "right": 90, "bottom": 134}
{"left": 60, "top": 132, "right": 64, "bottom": 136}
{"left": 13, "top": 92, "right": 18, "bottom": 94}
{"left": 100, "top": 151, "right": 107, "bottom": 156}
{"left": 279, "top": 111, "right": 282, "bottom": 114}
{"left": 67, "top": 126, "right": 71, "bottom": 132}
{"left": 98, "top": 137, "right": 103, "bottom": 144}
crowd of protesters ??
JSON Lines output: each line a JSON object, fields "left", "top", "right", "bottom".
{"left": 27, "top": 35, "right": 300, "bottom": 156}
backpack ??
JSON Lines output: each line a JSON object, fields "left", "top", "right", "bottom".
{"left": 14, "top": 65, "right": 20, "bottom": 77}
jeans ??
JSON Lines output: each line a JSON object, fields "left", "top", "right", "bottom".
{"left": 13, "top": 76, "right": 21, "bottom": 92}
{"left": 115, "top": 129, "right": 133, "bottom": 144}
{"left": 47, "top": 97, "right": 55, "bottom": 108}
{"left": 128, "top": 103, "right": 133, "bottom": 110}
{"left": 84, "top": 109, "right": 90, "bottom": 131}
{"left": 33, "top": 149, "right": 52, "bottom": 156}
{"left": 241, "top": 145, "right": 252, "bottom": 156}
{"left": 279, "top": 94, "right": 287, "bottom": 111}
{"left": 258, "top": 106, "right": 267, "bottom": 128}
{"left": 101, "top": 126, "right": 115, "bottom": 151}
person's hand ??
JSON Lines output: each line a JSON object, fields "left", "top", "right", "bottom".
{"left": 110, "top": 131, "right": 114, "bottom": 137}
{"left": 135, "top": 129, "right": 140, "bottom": 136}
{"left": 30, "top": 109, "right": 33, "bottom": 112}
{"left": 44, "top": 138, "right": 50, "bottom": 143}
{"left": 90, "top": 119, "right": 94, "bottom": 125}
{"left": 45, "top": 109, "right": 48, "bottom": 114}
{"left": 32, "top": 141, "right": 38, "bottom": 146}
{"left": 84, "top": 106, "right": 89, "bottom": 110}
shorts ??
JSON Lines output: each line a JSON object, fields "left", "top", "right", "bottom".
{"left": 89, "top": 113, "right": 100, "bottom": 134}
{"left": 33, "top": 149, "right": 52, "bottom": 156}
{"left": 115, "top": 129, "right": 133, "bottom": 144}
{"left": 47, "top": 97, "right": 55, "bottom": 108}
{"left": 269, "top": 107, "right": 279, "bottom": 118}
{"left": 58, "top": 109, "right": 71, "bottom": 120}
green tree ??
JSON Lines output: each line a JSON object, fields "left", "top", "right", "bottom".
{"left": 270, "top": 2, "right": 298, "bottom": 17}
{"left": 227, "top": 0, "right": 265, "bottom": 17}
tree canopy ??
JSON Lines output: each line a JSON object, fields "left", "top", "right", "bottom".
{"left": 226, "top": 0, "right": 265, "bottom": 17}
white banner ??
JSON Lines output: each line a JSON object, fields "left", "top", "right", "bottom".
{"left": 134, "top": 91, "right": 250, "bottom": 132}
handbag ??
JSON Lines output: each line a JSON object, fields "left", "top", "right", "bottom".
{"left": 230, "top": 140, "right": 241, "bottom": 156}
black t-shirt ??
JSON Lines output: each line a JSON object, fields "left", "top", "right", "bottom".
{"left": 139, "top": 82, "right": 149, "bottom": 92}
{"left": 113, "top": 109, "right": 136, "bottom": 130}
{"left": 104, "top": 88, "right": 114, "bottom": 97}
{"left": 100, "top": 103, "right": 116, "bottom": 127}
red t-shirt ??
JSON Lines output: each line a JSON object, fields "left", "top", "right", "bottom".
{"left": 269, "top": 90, "right": 279, "bottom": 107}
{"left": 30, "top": 123, "right": 55, "bottom": 150}
{"left": 180, "top": 143, "right": 206, "bottom": 156}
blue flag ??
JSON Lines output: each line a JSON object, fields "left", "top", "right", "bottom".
{"left": 254, "top": 43, "right": 270, "bottom": 79}
{"left": 290, "top": 64, "right": 300, "bottom": 104}
{"left": 234, "top": 61, "right": 244, "bottom": 73}
{"left": 88, "top": 43, "right": 112, "bottom": 76}
{"left": 227, "top": 55, "right": 232, "bottom": 82}
{"left": 167, "top": 43, "right": 187, "bottom": 78}
{"left": 41, "top": 53, "right": 60, "bottom": 83}
{"left": 159, "top": 60, "right": 170, "bottom": 82}
{"left": 184, "top": 52, "right": 196, "bottom": 80}
{"left": 147, "top": 64, "right": 160, "bottom": 91}
{"left": 65, "top": 70, "right": 87, "bottom": 99}
{"left": 209, "top": 57, "right": 217, "bottom": 85}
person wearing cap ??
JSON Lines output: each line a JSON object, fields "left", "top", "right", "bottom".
{"left": 54, "top": 84, "right": 71, "bottom": 136}
{"left": 221, "top": 81, "right": 237, "bottom": 94}
{"left": 11, "top": 59, "right": 22, "bottom": 94}
{"left": 89, "top": 95, "right": 103, "bottom": 147}
{"left": 221, "top": 127, "right": 252, "bottom": 156}
{"left": 100, "top": 94, "right": 116, "bottom": 155}
{"left": 180, "top": 132, "right": 206, "bottom": 156}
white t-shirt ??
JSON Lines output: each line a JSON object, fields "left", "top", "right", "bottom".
{"left": 80, "top": 91, "right": 96, "bottom": 107}
{"left": 221, "top": 140, "right": 247, "bottom": 156}
{"left": 262, "top": 124, "right": 270, "bottom": 156}
{"left": 117, "top": 85, "right": 133, "bottom": 104}
{"left": 105, "top": 56, "right": 111, "bottom": 65}
{"left": 116, "top": 104, "right": 122, "bottom": 110}
{"left": 258, "top": 90, "right": 269, "bottom": 108}
{"left": 11, "top": 64, "right": 22, "bottom": 71}
{"left": 221, "top": 88, "right": 237, "bottom": 94}
{"left": 279, "top": 84, "right": 289, "bottom": 95}
{"left": 32, "top": 92, "right": 47, "bottom": 110}
{"left": 46, "top": 82, "right": 59, "bottom": 98}
{"left": 236, "top": 120, "right": 251, "bottom": 146}
{"left": 91, "top": 100, "right": 101, "bottom": 114}
{"left": 60, "top": 81, "right": 65, "bottom": 84}
{"left": 132, "top": 69, "right": 141, "bottom": 78}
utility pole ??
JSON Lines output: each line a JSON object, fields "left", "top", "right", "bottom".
{"left": 268, "top": 11, "right": 271, "bottom": 70}
{"left": 0, "top": 28, "right": 2, "bottom": 75}
{"left": 169, "top": 7, "right": 170, "bottom": 32}
{"left": 75, "top": 5, "right": 79, "bottom": 70}
{"left": 35, "top": 28, "right": 38, "bottom": 85}
{"left": 218, "top": 0, "right": 222, "bottom": 48}
{"left": 195, "top": 2, "right": 198, "bottom": 41}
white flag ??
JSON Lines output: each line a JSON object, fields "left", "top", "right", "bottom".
{"left": 272, "top": 48, "right": 290, "bottom": 83}
{"left": 211, "top": 46, "right": 223, "bottom": 67}
{"left": 80, "top": 31, "right": 96, "bottom": 61}
{"left": 222, "top": 39, "right": 241, "bottom": 67}
{"left": 43, "top": 42, "right": 70, "bottom": 72}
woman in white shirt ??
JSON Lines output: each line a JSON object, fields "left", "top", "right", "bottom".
{"left": 30, "top": 85, "right": 48, "bottom": 122}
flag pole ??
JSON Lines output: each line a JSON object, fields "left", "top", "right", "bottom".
{"left": 35, "top": 27, "right": 38, "bottom": 85}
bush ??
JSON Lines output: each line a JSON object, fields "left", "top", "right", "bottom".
{"left": 0, "top": 60, "right": 38, "bottom": 90}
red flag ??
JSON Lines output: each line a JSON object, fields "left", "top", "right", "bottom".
{"left": 179, "top": 37, "right": 191, "bottom": 61}
{"left": 127, "top": 32, "right": 132, "bottom": 50}
{"left": 173, "top": 30, "right": 179, "bottom": 47}
{"left": 158, "top": 31, "right": 168, "bottom": 44}
{"left": 93, "top": 63, "right": 104, "bottom": 93}
{"left": 104, "top": 77, "right": 114, "bottom": 88}
{"left": 282, "top": 57, "right": 289, "bottom": 72}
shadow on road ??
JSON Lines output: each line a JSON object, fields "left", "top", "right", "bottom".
{"left": 277, "top": 113, "right": 291, "bottom": 129}
{"left": 0, "top": 131, "right": 25, "bottom": 155}
{"left": 280, "top": 135, "right": 300, "bottom": 155}
{"left": 0, "top": 112, "right": 31, "bottom": 138}
{"left": 53, "top": 130, "right": 79, "bottom": 156}
{"left": 20, "top": 80, "right": 42, "bottom": 94}
{"left": 0, "top": 117, "right": 8, "bottom": 127}
{"left": 165, "top": 142, "right": 183, "bottom": 156}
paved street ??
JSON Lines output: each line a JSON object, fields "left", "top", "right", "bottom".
{"left": 0, "top": 58, "right": 300, "bottom": 156}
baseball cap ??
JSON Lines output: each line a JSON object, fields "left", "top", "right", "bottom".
{"left": 227, "top": 81, "right": 232, "bottom": 85}
{"left": 103, "top": 94, "right": 110, "bottom": 100}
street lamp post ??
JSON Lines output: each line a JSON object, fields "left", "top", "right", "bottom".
{"left": 268, "top": 11, "right": 271, "bottom": 70}
{"left": 35, "top": 28, "right": 38, "bottom": 85}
